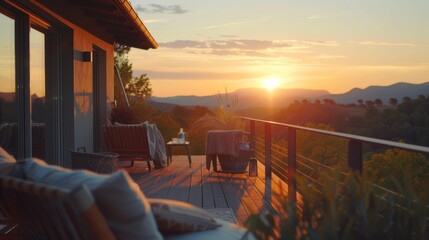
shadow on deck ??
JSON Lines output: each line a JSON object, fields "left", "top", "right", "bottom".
{"left": 125, "top": 155, "right": 290, "bottom": 225}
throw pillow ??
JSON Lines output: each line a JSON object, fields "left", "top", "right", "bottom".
{"left": 92, "top": 171, "right": 162, "bottom": 240}
{"left": 148, "top": 198, "right": 222, "bottom": 234}
{"left": 0, "top": 147, "right": 16, "bottom": 163}
{"left": 0, "top": 147, "right": 21, "bottom": 176}
{"left": 23, "top": 158, "right": 107, "bottom": 189}
{"left": 23, "top": 159, "right": 162, "bottom": 240}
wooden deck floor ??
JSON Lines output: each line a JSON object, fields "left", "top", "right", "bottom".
{"left": 126, "top": 155, "right": 290, "bottom": 225}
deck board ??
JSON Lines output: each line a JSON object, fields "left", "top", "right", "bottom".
{"left": 126, "top": 155, "right": 291, "bottom": 226}
{"left": 211, "top": 173, "right": 229, "bottom": 208}
{"left": 201, "top": 164, "right": 216, "bottom": 208}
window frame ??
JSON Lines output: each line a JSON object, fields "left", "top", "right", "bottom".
{"left": 0, "top": 2, "right": 74, "bottom": 165}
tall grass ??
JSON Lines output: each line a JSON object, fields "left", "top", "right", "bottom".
{"left": 245, "top": 169, "right": 428, "bottom": 240}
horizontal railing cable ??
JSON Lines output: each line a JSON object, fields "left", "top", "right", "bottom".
{"left": 243, "top": 116, "right": 429, "bottom": 208}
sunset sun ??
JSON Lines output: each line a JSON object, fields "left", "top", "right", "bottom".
{"left": 262, "top": 78, "right": 281, "bottom": 90}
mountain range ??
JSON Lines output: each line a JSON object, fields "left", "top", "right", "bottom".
{"left": 320, "top": 82, "right": 429, "bottom": 104}
{"left": 151, "top": 88, "right": 329, "bottom": 110}
{"left": 150, "top": 81, "right": 429, "bottom": 110}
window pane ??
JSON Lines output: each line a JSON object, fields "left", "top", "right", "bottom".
{"left": 0, "top": 12, "right": 16, "bottom": 156}
{"left": 30, "top": 27, "right": 46, "bottom": 159}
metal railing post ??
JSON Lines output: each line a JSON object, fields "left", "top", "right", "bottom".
{"left": 287, "top": 127, "right": 297, "bottom": 203}
{"left": 348, "top": 140, "right": 363, "bottom": 173}
{"left": 249, "top": 120, "right": 256, "bottom": 150}
{"left": 265, "top": 123, "right": 272, "bottom": 179}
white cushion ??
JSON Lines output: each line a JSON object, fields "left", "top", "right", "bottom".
{"left": 164, "top": 220, "right": 255, "bottom": 240}
{"left": 148, "top": 198, "right": 221, "bottom": 233}
{"left": 23, "top": 159, "right": 162, "bottom": 240}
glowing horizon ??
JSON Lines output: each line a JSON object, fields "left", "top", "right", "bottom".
{"left": 262, "top": 78, "right": 281, "bottom": 90}
{"left": 128, "top": 0, "right": 429, "bottom": 97}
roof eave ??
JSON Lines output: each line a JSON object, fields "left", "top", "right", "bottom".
{"left": 113, "top": 0, "right": 158, "bottom": 49}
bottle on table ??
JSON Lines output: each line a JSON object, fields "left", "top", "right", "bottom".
{"left": 178, "top": 128, "right": 186, "bottom": 143}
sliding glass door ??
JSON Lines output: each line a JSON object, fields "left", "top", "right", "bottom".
{"left": 0, "top": 12, "right": 17, "bottom": 156}
{"left": 30, "top": 27, "right": 47, "bottom": 159}
{"left": 0, "top": 7, "right": 52, "bottom": 161}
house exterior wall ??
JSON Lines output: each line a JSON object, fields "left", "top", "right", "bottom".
{"left": 73, "top": 27, "right": 114, "bottom": 152}
{"left": 32, "top": 0, "right": 115, "bottom": 153}
{"left": 0, "top": 0, "right": 115, "bottom": 165}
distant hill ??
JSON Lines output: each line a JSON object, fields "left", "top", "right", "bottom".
{"left": 150, "top": 82, "right": 429, "bottom": 111}
{"left": 152, "top": 88, "right": 330, "bottom": 109}
{"left": 152, "top": 95, "right": 218, "bottom": 108}
{"left": 322, "top": 82, "right": 429, "bottom": 104}
{"left": 0, "top": 92, "right": 15, "bottom": 102}
{"left": 146, "top": 100, "right": 180, "bottom": 112}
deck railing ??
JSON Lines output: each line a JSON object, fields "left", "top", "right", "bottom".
{"left": 241, "top": 116, "right": 429, "bottom": 203}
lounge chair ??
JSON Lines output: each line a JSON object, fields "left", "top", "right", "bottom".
{"left": 103, "top": 124, "right": 153, "bottom": 170}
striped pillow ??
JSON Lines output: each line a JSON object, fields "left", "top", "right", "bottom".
{"left": 148, "top": 198, "right": 222, "bottom": 234}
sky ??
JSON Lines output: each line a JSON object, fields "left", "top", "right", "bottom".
{"left": 128, "top": 0, "right": 429, "bottom": 97}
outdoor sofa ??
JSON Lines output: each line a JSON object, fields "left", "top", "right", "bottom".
{"left": 0, "top": 147, "right": 253, "bottom": 239}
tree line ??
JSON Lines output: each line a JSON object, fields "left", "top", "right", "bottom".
{"left": 272, "top": 95, "right": 429, "bottom": 146}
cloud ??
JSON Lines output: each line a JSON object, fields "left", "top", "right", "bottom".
{"left": 314, "top": 55, "right": 348, "bottom": 59}
{"left": 158, "top": 39, "right": 340, "bottom": 57}
{"left": 134, "top": 70, "right": 256, "bottom": 81}
{"left": 160, "top": 39, "right": 292, "bottom": 50}
{"left": 198, "top": 21, "right": 249, "bottom": 30}
{"left": 159, "top": 39, "right": 294, "bottom": 57}
{"left": 210, "top": 50, "right": 271, "bottom": 57}
{"left": 357, "top": 65, "right": 426, "bottom": 72}
{"left": 160, "top": 40, "right": 208, "bottom": 49}
{"left": 135, "top": 4, "right": 187, "bottom": 14}
{"left": 354, "top": 41, "right": 414, "bottom": 47}
{"left": 294, "top": 40, "right": 339, "bottom": 47}
{"left": 221, "top": 35, "right": 240, "bottom": 38}
{"left": 142, "top": 19, "right": 166, "bottom": 23}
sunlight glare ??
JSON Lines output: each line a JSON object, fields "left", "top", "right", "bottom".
{"left": 262, "top": 78, "right": 281, "bottom": 90}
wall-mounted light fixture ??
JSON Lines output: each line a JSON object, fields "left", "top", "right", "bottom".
{"left": 74, "top": 50, "right": 93, "bottom": 62}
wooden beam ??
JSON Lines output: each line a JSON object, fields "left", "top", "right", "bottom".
{"left": 84, "top": 10, "right": 126, "bottom": 23}
{"left": 97, "top": 20, "right": 134, "bottom": 32}
{"left": 113, "top": 38, "right": 151, "bottom": 50}
{"left": 107, "top": 28, "right": 138, "bottom": 36}
{"left": 72, "top": 0, "right": 118, "bottom": 13}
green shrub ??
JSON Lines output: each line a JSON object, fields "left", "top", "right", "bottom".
{"left": 245, "top": 170, "right": 429, "bottom": 240}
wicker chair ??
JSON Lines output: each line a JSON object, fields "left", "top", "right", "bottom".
{"left": 70, "top": 150, "right": 119, "bottom": 174}
{"left": 217, "top": 148, "right": 254, "bottom": 173}
{"left": 0, "top": 175, "right": 114, "bottom": 240}
{"left": 206, "top": 131, "right": 254, "bottom": 173}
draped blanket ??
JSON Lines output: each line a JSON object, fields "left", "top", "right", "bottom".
{"left": 143, "top": 122, "right": 167, "bottom": 168}
{"left": 205, "top": 130, "right": 242, "bottom": 170}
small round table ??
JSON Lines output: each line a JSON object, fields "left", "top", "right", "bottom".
{"left": 166, "top": 141, "right": 192, "bottom": 167}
